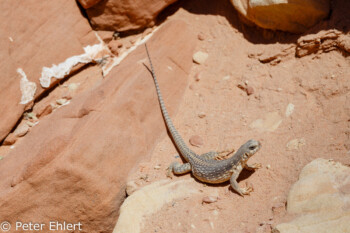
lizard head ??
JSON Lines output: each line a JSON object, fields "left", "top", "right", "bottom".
{"left": 237, "top": 139, "right": 261, "bottom": 162}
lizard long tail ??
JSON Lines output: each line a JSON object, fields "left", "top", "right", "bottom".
{"left": 144, "top": 44, "right": 196, "bottom": 161}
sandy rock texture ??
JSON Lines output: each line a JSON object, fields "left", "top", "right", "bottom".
{"left": 0, "top": 19, "right": 196, "bottom": 232}
{"left": 85, "top": 0, "right": 178, "bottom": 31}
{"left": 122, "top": 0, "right": 350, "bottom": 232}
{"left": 0, "top": 0, "right": 99, "bottom": 142}
{"left": 273, "top": 158, "right": 350, "bottom": 233}
{"left": 230, "top": 0, "right": 330, "bottom": 33}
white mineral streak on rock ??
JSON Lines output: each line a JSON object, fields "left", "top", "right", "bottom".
{"left": 17, "top": 68, "right": 37, "bottom": 105}
{"left": 39, "top": 41, "right": 106, "bottom": 88}
{"left": 103, "top": 26, "right": 159, "bottom": 76}
{"left": 39, "top": 26, "right": 159, "bottom": 88}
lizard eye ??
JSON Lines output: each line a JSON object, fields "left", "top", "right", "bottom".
{"left": 249, "top": 146, "right": 257, "bottom": 150}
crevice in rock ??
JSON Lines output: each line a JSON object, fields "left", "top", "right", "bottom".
{"left": 0, "top": 114, "right": 24, "bottom": 147}
{"left": 75, "top": 0, "right": 92, "bottom": 28}
{"left": 115, "top": 28, "right": 151, "bottom": 39}
{"left": 35, "top": 63, "right": 93, "bottom": 105}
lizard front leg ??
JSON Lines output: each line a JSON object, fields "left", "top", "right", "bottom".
{"left": 244, "top": 163, "right": 262, "bottom": 171}
{"left": 229, "top": 171, "right": 253, "bottom": 196}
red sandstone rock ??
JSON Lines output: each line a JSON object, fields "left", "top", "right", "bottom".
{"left": 189, "top": 135, "right": 204, "bottom": 147}
{"left": 108, "top": 40, "right": 122, "bottom": 56}
{"left": 96, "top": 30, "right": 115, "bottom": 43}
{"left": 36, "top": 104, "right": 54, "bottom": 118}
{"left": 197, "top": 32, "right": 205, "bottom": 41}
{"left": 0, "top": 1, "right": 98, "bottom": 142}
{"left": 246, "top": 85, "right": 254, "bottom": 95}
{"left": 86, "top": 0, "right": 178, "bottom": 31}
{"left": 77, "top": 0, "right": 102, "bottom": 9}
{"left": 0, "top": 20, "right": 196, "bottom": 232}
{"left": 296, "top": 29, "right": 350, "bottom": 57}
{"left": 3, "top": 134, "right": 17, "bottom": 146}
{"left": 13, "top": 123, "right": 30, "bottom": 137}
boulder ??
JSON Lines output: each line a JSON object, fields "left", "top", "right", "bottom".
{"left": 0, "top": 0, "right": 99, "bottom": 142}
{"left": 273, "top": 158, "right": 350, "bottom": 233}
{"left": 77, "top": 0, "right": 102, "bottom": 9}
{"left": 86, "top": 0, "right": 178, "bottom": 31}
{"left": 230, "top": 0, "right": 330, "bottom": 33}
{"left": 0, "top": 20, "right": 196, "bottom": 232}
{"left": 113, "top": 179, "right": 199, "bottom": 233}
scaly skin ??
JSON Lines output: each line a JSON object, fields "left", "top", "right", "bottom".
{"left": 144, "top": 44, "right": 262, "bottom": 196}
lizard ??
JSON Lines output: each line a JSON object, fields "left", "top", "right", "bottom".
{"left": 144, "top": 44, "right": 262, "bottom": 196}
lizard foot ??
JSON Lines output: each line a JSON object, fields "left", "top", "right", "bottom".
{"left": 239, "top": 186, "right": 254, "bottom": 196}
{"left": 251, "top": 163, "right": 262, "bottom": 169}
{"left": 245, "top": 163, "right": 262, "bottom": 171}
{"left": 166, "top": 166, "right": 174, "bottom": 179}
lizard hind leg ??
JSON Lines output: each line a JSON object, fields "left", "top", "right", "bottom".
{"left": 216, "top": 148, "right": 235, "bottom": 160}
{"left": 167, "top": 162, "right": 191, "bottom": 178}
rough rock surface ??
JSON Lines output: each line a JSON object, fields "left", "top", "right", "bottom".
{"left": 86, "top": 0, "right": 178, "bottom": 31}
{"left": 296, "top": 29, "right": 350, "bottom": 57}
{"left": 0, "top": 20, "right": 196, "bottom": 232}
{"left": 230, "top": 0, "right": 330, "bottom": 33}
{"left": 273, "top": 158, "right": 350, "bottom": 232}
{"left": 0, "top": 0, "right": 99, "bottom": 142}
